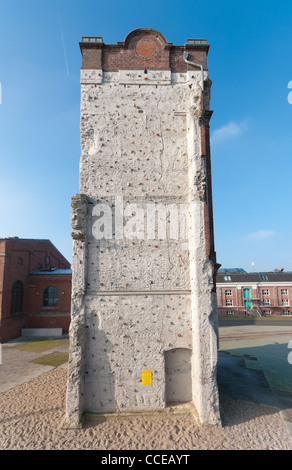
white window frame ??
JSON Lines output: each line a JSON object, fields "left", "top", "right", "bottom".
{"left": 225, "top": 299, "right": 233, "bottom": 306}
{"left": 263, "top": 299, "right": 270, "bottom": 305}
{"left": 226, "top": 310, "right": 234, "bottom": 316}
{"left": 281, "top": 289, "right": 288, "bottom": 295}
{"left": 263, "top": 310, "right": 271, "bottom": 316}
{"left": 262, "top": 289, "right": 269, "bottom": 296}
{"left": 283, "top": 310, "right": 291, "bottom": 316}
{"left": 282, "top": 298, "right": 289, "bottom": 306}
{"left": 225, "top": 290, "right": 232, "bottom": 296}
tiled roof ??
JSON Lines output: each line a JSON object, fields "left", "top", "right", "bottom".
{"left": 217, "top": 272, "right": 292, "bottom": 283}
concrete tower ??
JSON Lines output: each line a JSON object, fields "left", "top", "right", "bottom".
{"left": 64, "top": 28, "right": 221, "bottom": 428}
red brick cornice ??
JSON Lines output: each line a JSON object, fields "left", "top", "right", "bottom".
{"left": 80, "top": 28, "right": 209, "bottom": 73}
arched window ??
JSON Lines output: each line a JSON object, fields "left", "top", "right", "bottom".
{"left": 11, "top": 281, "right": 23, "bottom": 314}
{"left": 43, "top": 286, "right": 58, "bottom": 307}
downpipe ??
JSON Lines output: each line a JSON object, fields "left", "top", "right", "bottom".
{"left": 183, "top": 51, "right": 205, "bottom": 110}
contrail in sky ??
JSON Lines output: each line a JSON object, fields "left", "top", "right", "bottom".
{"left": 56, "top": 1, "right": 70, "bottom": 77}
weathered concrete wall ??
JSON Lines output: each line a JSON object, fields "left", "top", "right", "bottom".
{"left": 64, "top": 29, "right": 221, "bottom": 428}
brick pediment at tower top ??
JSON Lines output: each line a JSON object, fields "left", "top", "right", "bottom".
{"left": 79, "top": 27, "right": 209, "bottom": 72}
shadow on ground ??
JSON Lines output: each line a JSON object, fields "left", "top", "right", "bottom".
{"left": 217, "top": 350, "right": 292, "bottom": 421}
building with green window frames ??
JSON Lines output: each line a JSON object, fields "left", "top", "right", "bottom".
{"left": 217, "top": 269, "right": 292, "bottom": 317}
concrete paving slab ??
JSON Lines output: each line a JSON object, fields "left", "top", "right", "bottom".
{"left": 219, "top": 324, "right": 292, "bottom": 392}
{"left": 0, "top": 337, "right": 69, "bottom": 393}
{"left": 218, "top": 352, "right": 278, "bottom": 406}
{"left": 218, "top": 322, "right": 292, "bottom": 439}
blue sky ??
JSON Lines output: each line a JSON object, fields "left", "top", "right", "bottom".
{"left": 0, "top": 0, "right": 291, "bottom": 272}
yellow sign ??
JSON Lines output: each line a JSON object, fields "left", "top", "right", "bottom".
{"left": 142, "top": 370, "right": 152, "bottom": 385}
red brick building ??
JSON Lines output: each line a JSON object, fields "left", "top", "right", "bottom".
{"left": 0, "top": 238, "right": 72, "bottom": 342}
{"left": 217, "top": 269, "right": 292, "bottom": 317}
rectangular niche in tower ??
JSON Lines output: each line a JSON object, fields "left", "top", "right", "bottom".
{"left": 64, "top": 28, "right": 221, "bottom": 429}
